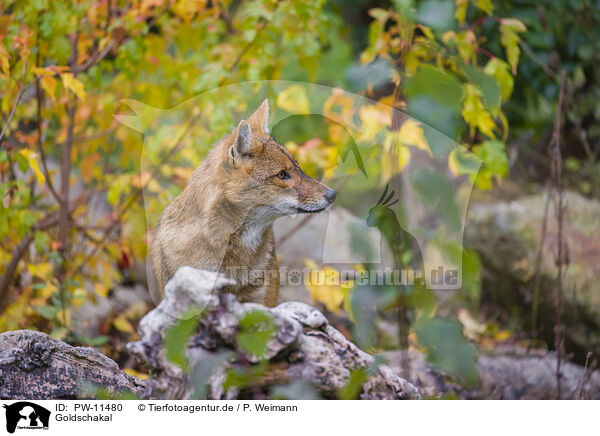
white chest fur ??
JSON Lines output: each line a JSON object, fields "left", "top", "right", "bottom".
{"left": 240, "top": 222, "right": 268, "bottom": 251}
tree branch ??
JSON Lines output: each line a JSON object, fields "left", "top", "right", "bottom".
{"left": 0, "top": 62, "right": 28, "bottom": 144}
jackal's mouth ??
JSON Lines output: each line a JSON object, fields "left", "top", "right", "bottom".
{"left": 295, "top": 205, "right": 329, "bottom": 213}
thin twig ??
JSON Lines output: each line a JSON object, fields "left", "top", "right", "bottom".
{"left": 551, "top": 70, "right": 568, "bottom": 399}
{"left": 218, "top": 1, "right": 281, "bottom": 87}
{"left": 519, "top": 40, "right": 558, "bottom": 82}
{"left": 0, "top": 197, "right": 85, "bottom": 313}
{"left": 0, "top": 62, "right": 28, "bottom": 144}
{"left": 68, "top": 110, "right": 204, "bottom": 279}
{"left": 0, "top": 235, "right": 34, "bottom": 312}
{"left": 572, "top": 117, "right": 600, "bottom": 198}
{"left": 531, "top": 188, "right": 550, "bottom": 332}
{"left": 575, "top": 352, "right": 593, "bottom": 399}
{"left": 35, "top": 50, "right": 62, "bottom": 204}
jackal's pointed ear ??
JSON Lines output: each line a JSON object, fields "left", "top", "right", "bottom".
{"left": 232, "top": 120, "right": 253, "bottom": 157}
{"left": 247, "top": 99, "right": 270, "bottom": 134}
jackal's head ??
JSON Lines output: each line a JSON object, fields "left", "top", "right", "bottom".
{"left": 220, "top": 99, "right": 336, "bottom": 219}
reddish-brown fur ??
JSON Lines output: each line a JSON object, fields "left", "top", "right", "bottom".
{"left": 151, "top": 100, "right": 336, "bottom": 305}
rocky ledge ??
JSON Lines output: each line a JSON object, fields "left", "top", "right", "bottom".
{"left": 127, "top": 266, "right": 421, "bottom": 399}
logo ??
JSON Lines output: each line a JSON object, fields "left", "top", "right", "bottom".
{"left": 2, "top": 402, "right": 50, "bottom": 433}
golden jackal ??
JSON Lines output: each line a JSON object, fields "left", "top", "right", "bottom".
{"left": 151, "top": 100, "right": 336, "bottom": 306}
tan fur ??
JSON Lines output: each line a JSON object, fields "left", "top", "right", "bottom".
{"left": 151, "top": 100, "right": 335, "bottom": 306}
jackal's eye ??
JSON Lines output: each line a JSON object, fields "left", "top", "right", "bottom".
{"left": 277, "top": 170, "right": 290, "bottom": 180}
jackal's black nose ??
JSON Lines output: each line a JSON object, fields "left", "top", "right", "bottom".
{"left": 325, "top": 188, "right": 337, "bottom": 203}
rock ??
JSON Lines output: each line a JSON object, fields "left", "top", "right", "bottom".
{"left": 465, "top": 191, "right": 600, "bottom": 361}
{"left": 0, "top": 330, "right": 147, "bottom": 399}
{"left": 383, "top": 346, "right": 600, "bottom": 399}
{"left": 127, "top": 266, "right": 421, "bottom": 400}
{"left": 126, "top": 267, "right": 233, "bottom": 399}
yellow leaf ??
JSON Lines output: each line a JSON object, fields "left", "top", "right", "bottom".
{"left": 123, "top": 368, "right": 149, "bottom": 380}
{"left": 40, "top": 74, "right": 58, "bottom": 102}
{"left": 448, "top": 146, "right": 481, "bottom": 177}
{"left": 442, "top": 31, "right": 456, "bottom": 45}
{"left": 71, "top": 287, "right": 87, "bottom": 307}
{"left": 399, "top": 119, "right": 431, "bottom": 154}
{"left": 28, "top": 262, "right": 53, "bottom": 280}
{"left": 456, "top": 30, "right": 478, "bottom": 64}
{"left": 499, "top": 18, "right": 526, "bottom": 32}
{"left": 303, "top": 259, "right": 354, "bottom": 313}
{"left": 455, "top": 0, "right": 469, "bottom": 24}
{"left": 494, "top": 330, "right": 511, "bottom": 341}
{"left": 36, "top": 282, "right": 57, "bottom": 299}
{"left": 95, "top": 283, "right": 109, "bottom": 297}
{"left": 475, "top": 0, "right": 493, "bottom": 14}
{"left": 113, "top": 315, "right": 136, "bottom": 334}
{"left": 80, "top": 153, "right": 100, "bottom": 183}
{"left": 0, "top": 45, "right": 9, "bottom": 76}
{"left": 405, "top": 51, "right": 420, "bottom": 75}
{"left": 458, "top": 308, "right": 486, "bottom": 340}
{"left": 61, "top": 72, "right": 86, "bottom": 100}
{"left": 276, "top": 85, "right": 310, "bottom": 114}
{"left": 18, "top": 149, "right": 46, "bottom": 188}
{"left": 462, "top": 84, "right": 496, "bottom": 138}
{"left": 353, "top": 263, "right": 366, "bottom": 274}
{"left": 50, "top": 327, "right": 68, "bottom": 341}
{"left": 358, "top": 104, "right": 391, "bottom": 142}
{"left": 323, "top": 89, "right": 355, "bottom": 122}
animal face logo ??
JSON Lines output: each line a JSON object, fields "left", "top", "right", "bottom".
{"left": 3, "top": 402, "right": 50, "bottom": 433}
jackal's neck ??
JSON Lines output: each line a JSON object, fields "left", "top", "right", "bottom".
{"left": 187, "top": 144, "right": 273, "bottom": 251}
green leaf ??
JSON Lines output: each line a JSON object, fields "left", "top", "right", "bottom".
{"left": 237, "top": 310, "right": 276, "bottom": 359}
{"left": 405, "top": 64, "right": 464, "bottom": 110}
{"left": 33, "top": 304, "right": 58, "bottom": 320}
{"left": 338, "top": 368, "right": 369, "bottom": 400}
{"left": 462, "top": 64, "right": 501, "bottom": 108}
{"left": 165, "top": 312, "right": 201, "bottom": 371}
{"left": 448, "top": 145, "right": 482, "bottom": 177}
{"left": 410, "top": 168, "right": 461, "bottom": 232}
{"left": 474, "top": 0, "right": 493, "bottom": 14}
{"left": 416, "top": 0, "right": 455, "bottom": 32}
{"left": 415, "top": 317, "right": 479, "bottom": 386}
{"left": 472, "top": 140, "right": 508, "bottom": 176}
{"left": 88, "top": 335, "right": 110, "bottom": 346}
{"left": 471, "top": 139, "right": 508, "bottom": 189}
{"left": 405, "top": 65, "right": 464, "bottom": 140}
{"left": 483, "top": 58, "right": 514, "bottom": 101}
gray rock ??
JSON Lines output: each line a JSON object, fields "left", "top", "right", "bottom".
{"left": 465, "top": 191, "right": 600, "bottom": 361}
{"left": 383, "top": 346, "right": 600, "bottom": 399}
{"left": 272, "top": 301, "right": 328, "bottom": 329}
{"left": 0, "top": 330, "right": 147, "bottom": 399}
{"left": 126, "top": 267, "right": 234, "bottom": 399}
{"left": 128, "top": 266, "right": 421, "bottom": 400}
